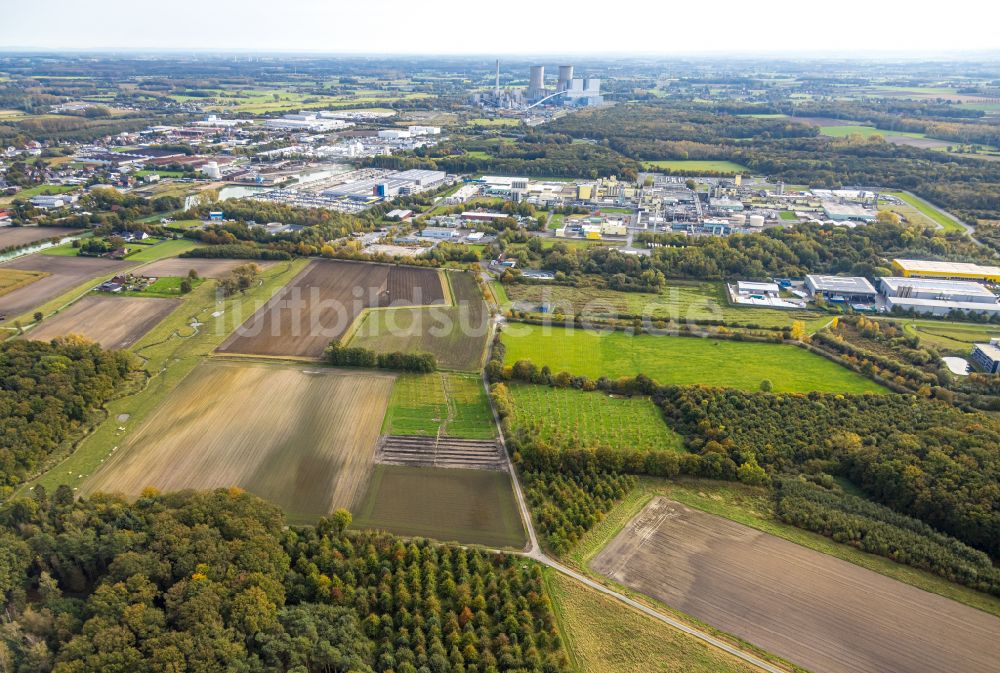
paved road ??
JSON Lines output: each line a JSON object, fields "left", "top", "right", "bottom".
{"left": 478, "top": 326, "right": 787, "bottom": 673}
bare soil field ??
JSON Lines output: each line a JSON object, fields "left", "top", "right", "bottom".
{"left": 591, "top": 498, "right": 1000, "bottom": 673}
{"left": 217, "top": 259, "right": 446, "bottom": 358}
{"left": 0, "top": 269, "right": 47, "bottom": 297}
{"left": 353, "top": 465, "right": 525, "bottom": 548}
{"left": 0, "top": 254, "right": 135, "bottom": 319}
{"left": 884, "top": 136, "right": 952, "bottom": 149}
{"left": 0, "top": 226, "right": 81, "bottom": 249}
{"left": 137, "top": 257, "right": 276, "bottom": 279}
{"left": 25, "top": 295, "right": 180, "bottom": 349}
{"left": 84, "top": 361, "right": 395, "bottom": 521}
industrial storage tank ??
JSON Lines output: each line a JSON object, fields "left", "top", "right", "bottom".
{"left": 748, "top": 214, "right": 765, "bottom": 227}
{"left": 558, "top": 65, "right": 574, "bottom": 91}
{"left": 731, "top": 213, "right": 747, "bottom": 226}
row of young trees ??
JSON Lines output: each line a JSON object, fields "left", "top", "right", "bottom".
{"left": 0, "top": 487, "right": 570, "bottom": 673}
{"left": 775, "top": 478, "right": 1000, "bottom": 596}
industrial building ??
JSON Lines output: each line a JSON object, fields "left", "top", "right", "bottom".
{"left": 879, "top": 277, "right": 997, "bottom": 303}
{"left": 971, "top": 341, "right": 1000, "bottom": 374}
{"left": 885, "top": 296, "right": 1000, "bottom": 317}
{"left": 805, "top": 275, "right": 878, "bottom": 303}
{"left": 891, "top": 259, "right": 1000, "bottom": 283}
{"left": 822, "top": 202, "right": 877, "bottom": 223}
{"left": 421, "top": 227, "right": 459, "bottom": 239}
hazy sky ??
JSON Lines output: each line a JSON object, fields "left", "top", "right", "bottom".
{"left": 2, "top": 0, "right": 999, "bottom": 55}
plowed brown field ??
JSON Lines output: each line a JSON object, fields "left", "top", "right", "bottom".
{"left": 26, "top": 295, "right": 180, "bottom": 349}
{"left": 138, "top": 257, "right": 276, "bottom": 279}
{"left": 0, "top": 254, "right": 134, "bottom": 319}
{"left": 592, "top": 498, "right": 1000, "bottom": 673}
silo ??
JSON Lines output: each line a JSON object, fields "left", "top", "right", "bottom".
{"left": 749, "top": 214, "right": 765, "bottom": 227}
{"left": 558, "top": 65, "right": 574, "bottom": 91}
{"left": 529, "top": 65, "right": 545, "bottom": 93}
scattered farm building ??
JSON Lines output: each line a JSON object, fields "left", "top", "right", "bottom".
{"left": 891, "top": 259, "right": 1000, "bottom": 283}
{"left": 805, "top": 275, "right": 878, "bottom": 302}
{"left": 971, "top": 341, "right": 1000, "bottom": 374}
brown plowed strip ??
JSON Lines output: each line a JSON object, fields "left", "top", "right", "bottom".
{"left": 592, "top": 498, "right": 1000, "bottom": 673}
{"left": 25, "top": 295, "right": 179, "bottom": 349}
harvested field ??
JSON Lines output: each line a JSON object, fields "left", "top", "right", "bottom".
{"left": 349, "top": 271, "right": 490, "bottom": 371}
{"left": 217, "top": 259, "right": 445, "bottom": 358}
{"left": 26, "top": 295, "right": 180, "bottom": 349}
{"left": 0, "top": 269, "right": 47, "bottom": 297}
{"left": 0, "top": 226, "right": 80, "bottom": 249}
{"left": 592, "top": 498, "right": 1000, "bottom": 673}
{"left": 353, "top": 465, "right": 525, "bottom": 548}
{"left": 84, "top": 361, "right": 395, "bottom": 521}
{"left": 137, "top": 257, "right": 276, "bottom": 279}
{"left": 0, "top": 254, "right": 135, "bottom": 319}
{"left": 376, "top": 435, "right": 504, "bottom": 470}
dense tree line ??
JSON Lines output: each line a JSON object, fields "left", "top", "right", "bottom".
{"left": 0, "top": 338, "right": 139, "bottom": 497}
{"left": 0, "top": 488, "right": 570, "bottom": 672}
{"left": 181, "top": 244, "right": 293, "bottom": 260}
{"left": 326, "top": 343, "right": 437, "bottom": 372}
{"left": 775, "top": 478, "right": 1000, "bottom": 595}
{"left": 656, "top": 387, "right": 1000, "bottom": 559}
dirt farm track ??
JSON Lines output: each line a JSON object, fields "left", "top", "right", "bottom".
{"left": 591, "top": 498, "right": 1000, "bottom": 673}
{"left": 25, "top": 295, "right": 180, "bottom": 349}
{"left": 217, "top": 259, "right": 446, "bottom": 359}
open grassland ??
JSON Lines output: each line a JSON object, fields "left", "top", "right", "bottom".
{"left": 643, "top": 160, "right": 748, "bottom": 173}
{"left": 125, "top": 238, "right": 203, "bottom": 262}
{"left": 501, "top": 324, "right": 885, "bottom": 393}
{"left": 591, "top": 498, "right": 1000, "bottom": 673}
{"left": 0, "top": 268, "right": 47, "bottom": 297}
{"left": 504, "top": 281, "right": 828, "bottom": 330}
{"left": 219, "top": 260, "right": 445, "bottom": 359}
{"left": 899, "top": 318, "right": 1000, "bottom": 351}
{"left": 138, "top": 257, "right": 275, "bottom": 279}
{"left": 353, "top": 465, "right": 525, "bottom": 548}
{"left": 467, "top": 117, "right": 521, "bottom": 127}
{"left": 85, "top": 361, "right": 394, "bottom": 522}
{"left": 0, "top": 254, "right": 136, "bottom": 320}
{"left": 381, "top": 372, "right": 495, "bottom": 439}
{"left": 819, "top": 124, "right": 926, "bottom": 139}
{"left": 506, "top": 384, "right": 684, "bottom": 453}
{"left": 882, "top": 190, "right": 965, "bottom": 232}
{"left": 349, "top": 271, "right": 489, "bottom": 371}
{"left": 0, "top": 226, "right": 81, "bottom": 249}
{"left": 543, "top": 569, "right": 762, "bottom": 673}
{"left": 22, "top": 259, "right": 310, "bottom": 496}
{"left": 25, "top": 295, "right": 179, "bottom": 349}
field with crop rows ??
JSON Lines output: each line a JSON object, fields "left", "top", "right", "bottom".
{"left": 505, "top": 384, "right": 684, "bottom": 453}
{"left": 381, "top": 372, "right": 496, "bottom": 439}
{"left": 26, "top": 295, "right": 180, "bottom": 349}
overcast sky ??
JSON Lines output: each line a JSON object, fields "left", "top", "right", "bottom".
{"left": 2, "top": 0, "right": 999, "bottom": 55}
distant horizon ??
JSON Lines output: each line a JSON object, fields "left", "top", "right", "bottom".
{"left": 3, "top": 0, "right": 999, "bottom": 56}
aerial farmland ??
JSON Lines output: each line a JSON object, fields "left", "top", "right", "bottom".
{"left": 25, "top": 295, "right": 180, "bottom": 348}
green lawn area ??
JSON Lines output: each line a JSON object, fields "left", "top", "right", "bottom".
{"left": 506, "top": 383, "right": 684, "bottom": 453}
{"left": 40, "top": 243, "right": 85, "bottom": 256}
{"left": 568, "top": 478, "right": 1000, "bottom": 620}
{"left": 381, "top": 372, "right": 496, "bottom": 439}
{"left": 464, "top": 150, "right": 493, "bottom": 160}
{"left": 778, "top": 210, "right": 798, "bottom": 221}
{"left": 643, "top": 160, "right": 748, "bottom": 174}
{"left": 127, "top": 238, "right": 202, "bottom": 262}
{"left": 882, "top": 190, "right": 965, "bottom": 233}
{"left": 896, "top": 318, "right": 1000, "bottom": 352}
{"left": 500, "top": 323, "right": 885, "bottom": 394}
{"left": 468, "top": 117, "right": 520, "bottom": 127}
{"left": 543, "top": 568, "right": 761, "bottom": 673}
{"left": 819, "top": 125, "right": 925, "bottom": 139}
{"left": 503, "top": 282, "right": 829, "bottom": 331}
{"left": 548, "top": 213, "right": 565, "bottom": 231}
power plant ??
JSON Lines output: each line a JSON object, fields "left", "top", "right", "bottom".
{"left": 472, "top": 60, "right": 604, "bottom": 110}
